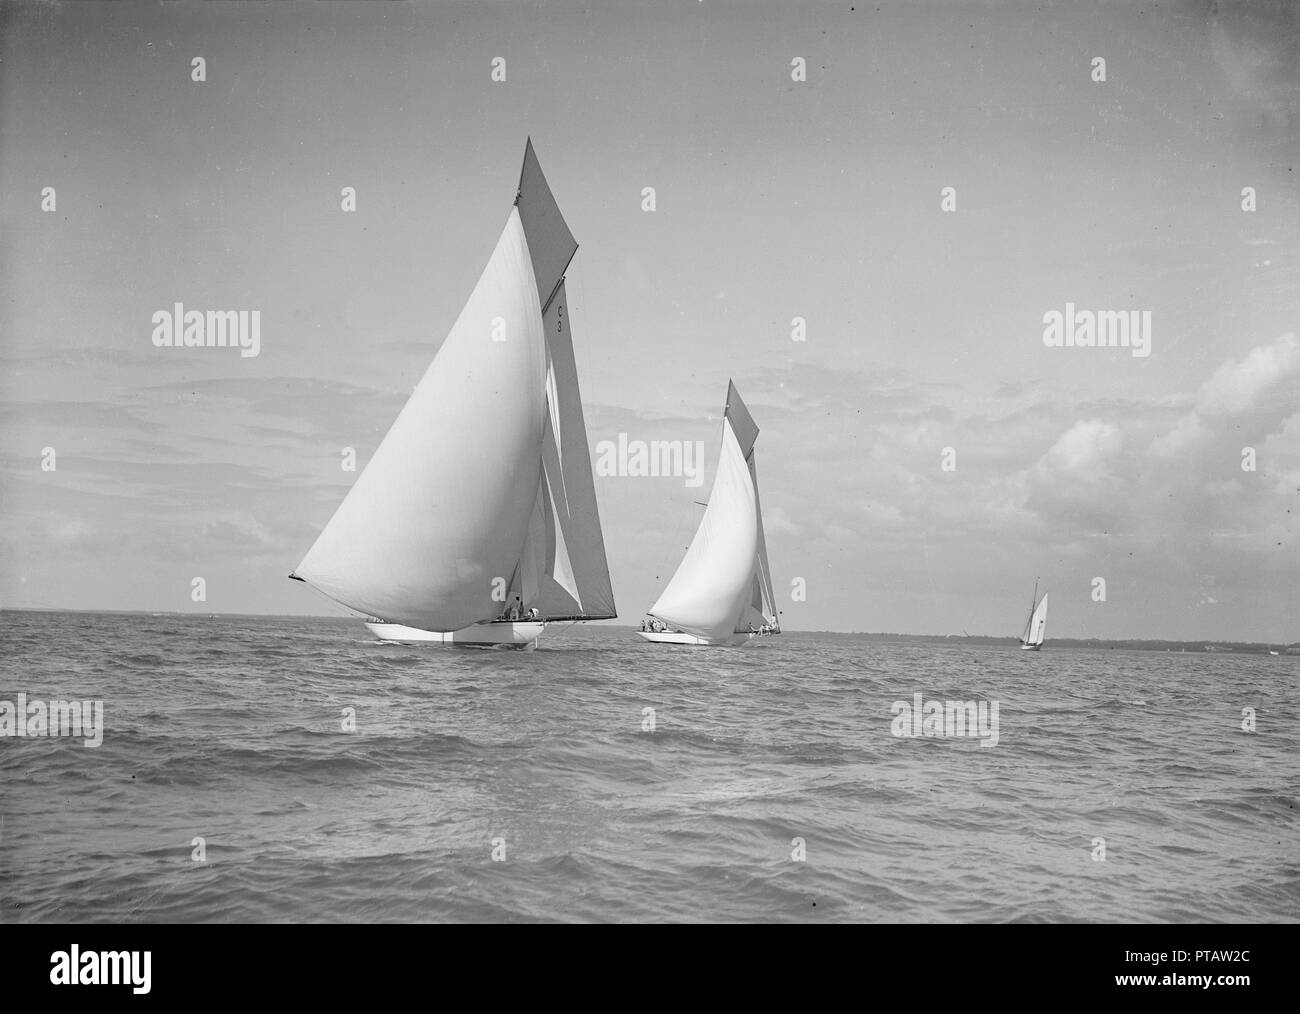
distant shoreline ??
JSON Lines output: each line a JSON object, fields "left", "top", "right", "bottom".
{"left": 2, "top": 607, "right": 1295, "bottom": 654}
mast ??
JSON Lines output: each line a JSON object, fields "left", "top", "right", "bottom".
{"left": 1022, "top": 578, "right": 1038, "bottom": 643}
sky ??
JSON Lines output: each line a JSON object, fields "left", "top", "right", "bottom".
{"left": 1, "top": 0, "right": 1296, "bottom": 640}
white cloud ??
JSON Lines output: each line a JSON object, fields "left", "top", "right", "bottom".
{"left": 1197, "top": 333, "right": 1299, "bottom": 417}
{"left": 1042, "top": 419, "right": 1124, "bottom": 476}
{"left": 1150, "top": 412, "right": 1205, "bottom": 459}
{"left": 1149, "top": 333, "right": 1300, "bottom": 463}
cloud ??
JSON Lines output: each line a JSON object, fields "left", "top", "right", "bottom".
{"left": 1022, "top": 419, "right": 1128, "bottom": 532}
{"left": 202, "top": 516, "right": 282, "bottom": 554}
{"left": 1150, "top": 412, "right": 1206, "bottom": 459}
{"left": 1207, "top": 0, "right": 1300, "bottom": 134}
{"left": 1196, "top": 333, "right": 1300, "bottom": 416}
{"left": 1041, "top": 419, "right": 1124, "bottom": 476}
{"left": 1150, "top": 333, "right": 1300, "bottom": 461}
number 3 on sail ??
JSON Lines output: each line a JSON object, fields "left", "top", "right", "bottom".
{"left": 289, "top": 140, "right": 617, "bottom": 648}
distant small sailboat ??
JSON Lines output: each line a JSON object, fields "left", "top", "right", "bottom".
{"left": 1019, "top": 579, "right": 1048, "bottom": 651}
{"left": 290, "top": 140, "right": 616, "bottom": 648}
{"left": 639, "top": 382, "right": 779, "bottom": 647}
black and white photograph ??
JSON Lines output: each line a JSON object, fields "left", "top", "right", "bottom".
{"left": 0, "top": 0, "right": 1296, "bottom": 976}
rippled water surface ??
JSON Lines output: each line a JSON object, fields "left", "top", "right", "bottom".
{"left": 1, "top": 611, "right": 1297, "bottom": 922}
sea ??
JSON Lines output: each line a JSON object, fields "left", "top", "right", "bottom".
{"left": 1, "top": 610, "right": 1297, "bottom": 923}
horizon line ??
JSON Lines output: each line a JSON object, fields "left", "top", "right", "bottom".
{"left": 1, "top": 606, "right": 1295, "bottom": 648}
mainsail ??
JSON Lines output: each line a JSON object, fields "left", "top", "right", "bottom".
{"left": 294, "top": 140, "right": 615, "bottom": 630}
{"left": 648, "top": 383, "right": 778, "bottom": 640}
{"left": 728, "top": 382, "right": 779, "bottom": 632}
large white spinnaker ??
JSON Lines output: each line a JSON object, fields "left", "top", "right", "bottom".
{"left": 648, "top": 417, "right": 760, "bottom": 641}
{"left": 294, "top": 207, "right": 547, "bottom": 630}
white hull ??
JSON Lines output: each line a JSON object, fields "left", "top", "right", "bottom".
{"left": 365, "top": 620, "right": 545, "bottom": 648}
{"left": 638, "top": 630, "right": 772, "bottom": 647}
{"left": 1020, "top": 642, "right": 1042, "bottom": 651}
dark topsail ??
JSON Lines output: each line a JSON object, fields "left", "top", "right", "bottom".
{"left": 725, "top": 379, "right": 760, "bottom": 461}
{"left": 516, "top": 138, "right": 578, "bottom": 314}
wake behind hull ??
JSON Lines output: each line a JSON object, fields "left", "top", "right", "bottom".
{"left": 366, "top": 620, "right": 545, "bottom": 648}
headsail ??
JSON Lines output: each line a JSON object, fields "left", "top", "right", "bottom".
{"left": 1025, "top": 592, "right": 1049, "bottom": 646}
{"left": 743, "top": 458, "right": 779, "bottom": 629}
{"left": 523, "top": 281, "right": 617, "bottom": 619}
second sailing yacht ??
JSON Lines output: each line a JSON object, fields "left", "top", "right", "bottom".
{"left": 1019, "top": 580, "right": 1049, "bottom": 651}
{"left": 639, "top": 382, "right": 780, "bottom": 647}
